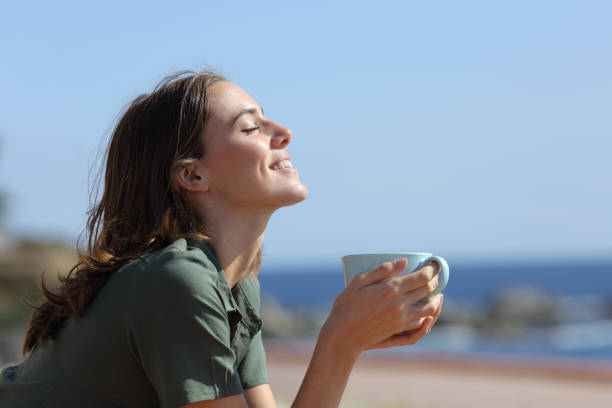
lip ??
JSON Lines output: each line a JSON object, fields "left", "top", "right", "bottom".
{"left": 269, "top": 155, "right": 291, "bottom": 169}
{"left": 275, "top": 167, "right": 298, "bottom": 173}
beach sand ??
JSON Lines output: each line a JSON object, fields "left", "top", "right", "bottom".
{"left": 265, "top": 343, "right": 612, "bottom": 408}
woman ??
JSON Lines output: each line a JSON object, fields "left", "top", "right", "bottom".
{"left": 0, "top": 71, "right": 443, "bottom": 407}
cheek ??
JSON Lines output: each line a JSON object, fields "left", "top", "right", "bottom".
{"left": 212, "top": 139, "right": 268, "bottom": 180}
{"left": 235, "top": 140, "right": 268, "bottom": 171}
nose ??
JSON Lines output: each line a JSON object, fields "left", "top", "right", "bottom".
{"left": 270, "top": 122, "right": 292, "bottom": 149}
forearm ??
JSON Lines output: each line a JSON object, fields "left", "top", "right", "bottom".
{"left": 291, "top": 329, "right": 360, "bottom": 408}
{"left": 288, "top": 259, "right": 442, "bottom": 408}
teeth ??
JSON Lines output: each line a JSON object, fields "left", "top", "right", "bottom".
{"left": 272, "top": 160, "right": 292, "bottom": 170}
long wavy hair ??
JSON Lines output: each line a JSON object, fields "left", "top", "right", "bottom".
{"left": 23, "top": 70, "right": 262, "bottom": 355}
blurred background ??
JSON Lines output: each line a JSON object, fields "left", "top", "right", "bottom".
{"left": 1, "top": 1, "right": 611, "bottom": 406}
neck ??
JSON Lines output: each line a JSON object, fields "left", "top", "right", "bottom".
{"left": 202, "top": 203, "right": 274, "bottom": 288}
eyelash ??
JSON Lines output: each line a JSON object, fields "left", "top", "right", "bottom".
{"left": 242, "top": 126, "right": 260, "bottom": 134}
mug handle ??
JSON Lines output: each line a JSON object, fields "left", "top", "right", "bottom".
{"left": 422, "top": 255, "right": 449, "bottom": 297}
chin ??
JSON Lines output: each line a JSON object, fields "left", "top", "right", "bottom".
{"left": 275, "top": 184, "right": 309, "bottom": 208}
{"left": 293, "top": 185, "right": 309, "bottom": 203}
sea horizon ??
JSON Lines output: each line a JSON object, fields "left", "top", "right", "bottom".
{"left": 258, "top": 258, "right": 612, "bottom": 363}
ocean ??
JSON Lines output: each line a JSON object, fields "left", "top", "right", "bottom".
{"left": 258, "top": 258, "right": 612, "bottom": 363}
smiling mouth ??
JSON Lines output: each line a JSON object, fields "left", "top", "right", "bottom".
{"left": 271, "top": 159, "right": 293, "bottom": 170}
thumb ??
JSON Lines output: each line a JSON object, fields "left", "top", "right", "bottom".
{"left": 349, "top": 258, "right": 407, "bottom": 289}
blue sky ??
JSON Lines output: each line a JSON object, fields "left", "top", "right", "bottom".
{"left": 1, "top": 1, "right": 610, "bottom": 264}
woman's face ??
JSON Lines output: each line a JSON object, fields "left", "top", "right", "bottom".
{"left": 200, "top": 81, "right": 308, "bottom": 210}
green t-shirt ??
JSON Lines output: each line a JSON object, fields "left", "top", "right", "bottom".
{"left": 0, "top": 237, "right": 269, "bottom": 407}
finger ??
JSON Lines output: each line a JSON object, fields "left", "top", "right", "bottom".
{"left": 428, "top": 260, "right": 442, "bottom": 276}
{"left": 405, "top": 293, "right": 443, "bottom": 320}
{"left": 367, "top": 317, "right": 433, "bottom": 349}
{"left": 365, "top": 328, "right": 419, "bottom": 350}
{"left": 430, "top": 294, "right": 444, "bottom": 325}
{"left": 402, "top": 276, "right": 440, "bottom": 305}
{"left": 391, "top": 262, "right": 440, "bottom": 294}
{"left": 349, "top": 258, "right": 407, "bottom": 289}
{"left": 407, "top": 316, "right": 433, "bottom": 342}
{"left": 434, "top": 294, "right": 443, "bottom": 318}
{"left": 398, "top": 317, "right": 427, "bottom": 333}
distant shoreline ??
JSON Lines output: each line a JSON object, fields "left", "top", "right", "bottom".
{"left": 264, "top": 338, "right": 612, "bottom": 385}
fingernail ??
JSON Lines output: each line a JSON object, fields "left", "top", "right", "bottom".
{"left": 392, "top": 258, "right": 406, "bottom": 268}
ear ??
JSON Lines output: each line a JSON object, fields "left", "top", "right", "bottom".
{"left": 174, "top": 161, "right": 209, "bottom": 193}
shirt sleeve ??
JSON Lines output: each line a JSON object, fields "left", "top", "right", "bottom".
{"left": 236, "top": 329, "right": 269, "bottom": 390}
{"left": 235, "top": 277, "right": 269, "bottom": 390}
{"left": 128, "top": 251, "right": 242, "bottom": 408}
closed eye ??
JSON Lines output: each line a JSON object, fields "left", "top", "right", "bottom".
{"left": 242, "top": 126, "right": 260, "bottom": 134}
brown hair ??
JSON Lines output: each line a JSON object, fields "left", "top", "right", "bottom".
{"left": 23, "top": 70, "right": 262, "bottom": 355}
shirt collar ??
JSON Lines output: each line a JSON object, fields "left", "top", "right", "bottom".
{"left": 190, "top": 238, "right": 262, "bottom": 335}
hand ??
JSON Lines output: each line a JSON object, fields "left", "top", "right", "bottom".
{"left": 365, "top": 292, "right": 443, "bottom": 350}
{"left": 319, "top": 258, "right": 443, "bottom": 357}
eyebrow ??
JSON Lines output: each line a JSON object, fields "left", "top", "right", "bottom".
{"left": 232, "top": 106, "right": 264, "bottom": 123}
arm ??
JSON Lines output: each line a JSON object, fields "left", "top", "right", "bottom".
{"left": 183, "top": 259, "right": 443, "bottom": 408}
{"left": 181, "top": 385, "right": 275, "bottom": 408}
{"left": 244, "top": 384, "right": 277, "bottom": 408}
{"left": 291, "top": 258, "right": 442, "bottom": 407}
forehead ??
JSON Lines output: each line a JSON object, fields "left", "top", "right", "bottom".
{"left": 207, "top": 81, "right": 258, "bottom": 121}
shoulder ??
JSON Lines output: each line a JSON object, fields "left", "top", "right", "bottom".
{"left": 121, "top": 237, "right": 222, "bottom": 301}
